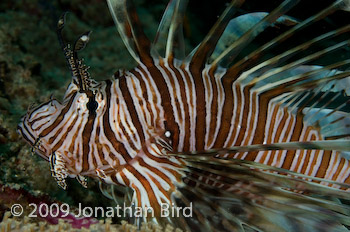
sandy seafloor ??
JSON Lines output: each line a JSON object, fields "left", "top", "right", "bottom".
{"left": 0, "top": 0, "right": 350, "bottom": 231}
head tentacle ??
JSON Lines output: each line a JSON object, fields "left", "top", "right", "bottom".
{"left": 56, "top": 12, "right": 94, "bottom": 92}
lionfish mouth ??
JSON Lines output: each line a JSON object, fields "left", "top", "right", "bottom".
{"left": 17, "top": 116, "right": 35, "bottom": 146}
{"left": 17, "top": 116, "right": 49, "bottom": 161}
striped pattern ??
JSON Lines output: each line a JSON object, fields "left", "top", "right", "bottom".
{"left": 17, "top": 0, "right": 350, "bottom": 228}
{"left": 18, "top": 56, "right": 350, "bottom": 205}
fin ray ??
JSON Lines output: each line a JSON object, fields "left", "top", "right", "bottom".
{"left": 153, "top": 0, "right": 188, "bottom": 59}
{"left": 188, "top": 0, "right": 245, "bottom": 69}
{"left": 227, "top": 0, "right": 348, "bottom": 77}
{"left": 107, "top": 0, "right": 152, "bottom": 65}
{"left": 211, "top": 0, "right": 300, "bottom": 69}
{"left": 173, "top": 157, "right": 350, "bottom": 231}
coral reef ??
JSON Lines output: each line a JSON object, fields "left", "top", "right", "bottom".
{"left": 0, "top": 184, "right": 182, "bottom": 231}
{"left": 0, "top": 211, "right": 182, "bottom": 232}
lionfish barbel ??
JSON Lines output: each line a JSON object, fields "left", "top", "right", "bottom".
{"left": 17, "top": 0, "right": 350, "bottom": 231}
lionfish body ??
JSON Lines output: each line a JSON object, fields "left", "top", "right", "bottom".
{"left": 17, "top": 0, "right": 350, "bottom": 231}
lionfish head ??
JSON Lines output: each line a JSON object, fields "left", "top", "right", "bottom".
{"left": 17, "top": 83, "right": 101, "bottom": 157}
{"left": 17, "top": 98, "right": 62, "bottom": 160}
{"left": 17, "top": 12, "right": 101, "bottom": 162}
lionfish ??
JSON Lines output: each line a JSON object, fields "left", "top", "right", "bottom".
{"left": 17, "top": 0, "right": 350, "bottom": 231}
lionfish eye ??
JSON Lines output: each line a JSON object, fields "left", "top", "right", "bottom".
{"left": 86, "top": 96, "right": 98, "bottom": 113}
